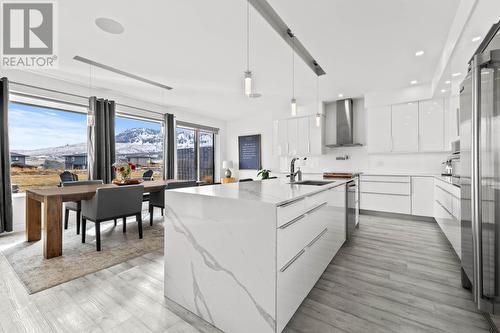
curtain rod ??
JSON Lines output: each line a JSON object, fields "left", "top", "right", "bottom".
{"left": 9, "top": 80, "right": 168, "bottom": 116}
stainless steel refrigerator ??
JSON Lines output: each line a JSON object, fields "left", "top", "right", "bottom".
{"left": 460, "top": 21, "right": 500, "bottom": 313}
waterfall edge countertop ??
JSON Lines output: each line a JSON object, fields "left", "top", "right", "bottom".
{"left": 166, "top": 178, "right": 351, "bottom": 206}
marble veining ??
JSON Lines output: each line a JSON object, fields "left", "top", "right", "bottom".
{"left": 166, "top": 178, "right": 349, "bottom": 206}
{"left": 167, "top": 208, "right": 276, "bottom": 331}
{"left": 191, "top": 262, "right": 215, "bottom": 324}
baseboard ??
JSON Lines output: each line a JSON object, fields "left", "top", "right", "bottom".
{"left": 360, "top": 209, "right": 435, "bottom": 223}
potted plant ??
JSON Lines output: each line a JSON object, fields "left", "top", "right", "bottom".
{"left": 257, "top": 169, "right": 271, "bottom": 180}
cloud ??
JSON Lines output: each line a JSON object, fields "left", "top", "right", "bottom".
{"left": 9, "top": 107, "right": 87, "bottom": 150}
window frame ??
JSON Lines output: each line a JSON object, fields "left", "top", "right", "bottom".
{"left": 176, "top": 124, "right": 215, "bottom": 183}
{"left": 115, "top": 112, "right": 165, "bottom": 180}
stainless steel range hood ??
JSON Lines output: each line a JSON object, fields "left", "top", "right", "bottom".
{"left": 326, "top": 99, "right": 362, "bottom": 148}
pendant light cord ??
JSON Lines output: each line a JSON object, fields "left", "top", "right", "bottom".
{"left": 246, "top": 0, "right": 250, "bottom": 72}
{"left": 292, "top": 36, "right": 295, "bottom": 99}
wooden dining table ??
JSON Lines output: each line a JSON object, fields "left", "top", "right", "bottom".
{"left": 25, "top": 180, "right": 183, "bottom": 259}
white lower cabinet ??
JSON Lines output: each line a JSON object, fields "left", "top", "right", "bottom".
{"left": 411, "top": 176, "right": 435, "bottom": 217}
{"left": 360, "top": 175, "right": 411, "bottom": 214}
{"left": 433, "top": 178, "right": 461, "bottom": 258}
{"left": 276, "top": 185, "right": 346, "bottom": 332}
{"left": 360, "top": 193, "right": 411, "bottom": 214}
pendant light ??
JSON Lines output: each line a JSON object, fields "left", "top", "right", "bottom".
{"left": 315, "top": 75, "right": 321, "bottom": 127}
{"left": 290, "top": 35, "right": 297, "bottom": 116}
{"left": 244, "top": 0, "right": 253, "bottom": 97}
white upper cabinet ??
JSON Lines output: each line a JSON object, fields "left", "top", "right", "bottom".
{"left": 391, "top": 103, "right": 418, "bottom": 152}
{"left": 297, "top": 117, "right": 310, "bottom": 155}
{"left": 418, "top": 99, "right": 444, "bottom": 152}
{"left": 287, "top": 118, "right": 299, "bottom": 156}
{"left": 274, "top": 119, "right": 289, "bottom": 156}
{"left": 273, "top": 115, "right": 324, "bottom": 157}
{"left": 444, "top": 95, "right": 459, "bottom": 151}
{"left": 308, "top": 116, "right": 324, "bottom": 155}
{"left": 367, "top": 106, "right": 392, "bottom": 153}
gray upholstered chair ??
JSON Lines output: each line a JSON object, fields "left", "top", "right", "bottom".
{"left": 62, "top": 180, "right": 103, "bottom": 235}
{"left": 81, "top": 184, "right": 144, "bottom": 251}
{"left": 149, "top": 181, "right": 198, "bottom": 224}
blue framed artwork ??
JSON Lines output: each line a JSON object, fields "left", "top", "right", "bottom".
{"left": 238, "top": 134, "right": 261, "bottom": 170}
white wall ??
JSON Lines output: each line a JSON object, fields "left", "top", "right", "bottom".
{"left": 225, "top": 97, "right": 449, "bottom": 180}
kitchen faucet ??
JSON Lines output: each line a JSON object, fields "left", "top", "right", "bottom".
{"left": 289, "top": 157, "right": 307, "bottom": 183}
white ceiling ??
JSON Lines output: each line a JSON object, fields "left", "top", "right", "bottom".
{"left": 24, "top": 0, "right": 462, "bottom": 120}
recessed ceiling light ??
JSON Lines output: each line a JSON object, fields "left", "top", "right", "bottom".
{"left": 472, "top": 36, "right": 482, "bottom": 42}
{"left": 451, "top": 72, "right": 462, "bottom": 77}
{"left": 95, "top": 17, "right": 124, "bottom": 34}
{"left": 441, "top": 89, "right": 447, "bottom": 93}
{"left": 415, "top": 50, "right": 425, "bottom": 57}
{"left": 338, "top": 93, "right": 343, "bottom": 98}
{"left": 410, "top": 80, "right": 418, "bottom": 85}
{"left": 445, "top": 80, "right": 451, "bottom": 84}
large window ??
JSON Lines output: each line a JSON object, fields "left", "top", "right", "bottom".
{"left": 9, "top": 102, "right": 88, "bottom": 192}
{"left": 115, "top": 115, "right": 164, "bottom": 180}
{"left": 176, "top": 126, "right": 215, "bottom": 183}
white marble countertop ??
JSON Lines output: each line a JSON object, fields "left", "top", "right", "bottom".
{"left": 167, "top": 178, "right": 351, "bottom": 206}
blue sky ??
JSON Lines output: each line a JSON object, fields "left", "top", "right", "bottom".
{"left": 9, "top": 103, "right": 161, "bottom": 150}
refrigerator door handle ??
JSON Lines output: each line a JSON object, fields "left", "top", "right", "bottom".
{"left": 470, "top": 55, "right": 495, "bottom": 313}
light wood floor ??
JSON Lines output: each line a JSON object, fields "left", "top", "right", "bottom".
{"left": 0, "top": 215, "right": 492, "bottom": 333}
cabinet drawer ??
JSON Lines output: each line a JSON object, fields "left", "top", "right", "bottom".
{"left": 452, "top": 196, "right": 461, "bottom": 221}
{"left": 360, "top": 175, "right": 410, "bottom": 183}
{"left": 277, "top": 202, "right": 328, "bottom": 268}
{"left": 277, "top": 227, "right": 330, "bottom": 333}
{"left": 277, "top": 189, "right": 331, "bottom": 228}
{"left": 435, "top": 178, "right": 460, "bottom": 198}
{"left": 360, "top": 193, "right": 411, "bottom": 214}
{"left": 435, "top": 186, "right": 452, "bottom": 213}
{"left": 361, "top": 181, "right": 410, "bottom": 195}
{"left": 434, "top": 201, "right": 461, "bottom": 258}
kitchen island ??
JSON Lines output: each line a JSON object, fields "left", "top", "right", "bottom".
{"left": 164, "top": 178, "right": 348, "bottom": 333}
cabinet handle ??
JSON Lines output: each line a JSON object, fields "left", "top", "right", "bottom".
{"left": 279, "top": 214, "right": 306, "bottom": 229}
{"left": 279, "top": 196, "right": 306, "bottom": 208}
{"left": 435, "top": 199, "right": 455, "bottom": 219}
{"left": 306, "top": 228, "right": 328, "bottom": 248}
{"left": 280, "top": 249, "right": 305, "bottom": 272}
{"left": 305, "top": 202, "right": 328, "bottom": 216}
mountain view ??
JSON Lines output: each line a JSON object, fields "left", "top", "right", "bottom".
{"left": 13, "top": 127, "right": 213, "bottom": 158}
{"left": 14, "top": 128, "right": 164, "bottom": 158}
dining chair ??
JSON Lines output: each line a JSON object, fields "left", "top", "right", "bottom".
{"left": 149, "top": 181, "right": 198, "bottom": 225}
{"left": 81, "top": 184, "right": 144, "bottom": 251}
{"left": 62, "top": 180, "right": 103, "bottom": 235}
{"left": 142, "top": 170, "right": 154, "bottom": 181}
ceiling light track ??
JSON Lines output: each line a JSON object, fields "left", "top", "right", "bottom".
{"left": 248, "top": 0, "right": 325, "bottom": 76}
{"left": 73, "top": 56, "right": 173, "bottom": 90}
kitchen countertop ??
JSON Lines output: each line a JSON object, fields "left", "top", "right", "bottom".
{"left": 166, "top": 178, "right": 351, "bottom": 206}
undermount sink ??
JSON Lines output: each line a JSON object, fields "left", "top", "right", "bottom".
{"left": 291, "top": 180, "right": 334, "bottom": 186}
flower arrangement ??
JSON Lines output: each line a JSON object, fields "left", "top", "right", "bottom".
{"left": 113, "top": 161, "right": 136, "bottom": 181}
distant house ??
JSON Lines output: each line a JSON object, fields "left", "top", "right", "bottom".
{"left": 123, "top": 153, "right": 152, "bottom": 166}
{"left": 64, "top": 153, "right": 87, "bottom": 170}
{"left": 10, "top": 152, "right": 27, "bottom": 165}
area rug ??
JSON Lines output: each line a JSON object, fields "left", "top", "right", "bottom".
{"left": 2, "top": 212, "right": 164, "bottom": 294}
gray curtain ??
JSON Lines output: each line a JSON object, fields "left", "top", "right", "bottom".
{"left": 164, "top": 113, "right": 175, "bottom": 179}
{"left": 88, "top": 97, "right": 116, "bottom": 183}
{"left": 0, "top": 78, "right": 13, "bottom": 233}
